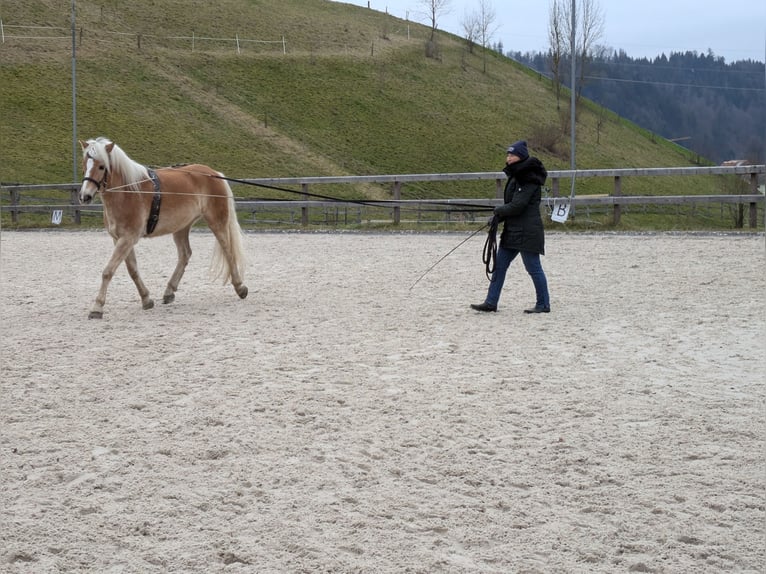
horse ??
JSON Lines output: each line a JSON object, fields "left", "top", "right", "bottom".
{"left": 79, "top": 137, "right": 248, "bottom": 319}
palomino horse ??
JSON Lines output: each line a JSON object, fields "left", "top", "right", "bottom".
{"left": 79, "top": 137, "right": 248, "bottom": 319}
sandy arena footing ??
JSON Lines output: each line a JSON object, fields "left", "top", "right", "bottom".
{"left": 1, "top": 230, "right": 764, "bottom": 573}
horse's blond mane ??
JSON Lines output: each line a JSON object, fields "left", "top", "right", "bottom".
{"left": 85, "top": 137, "right": 148, "bottom": 190}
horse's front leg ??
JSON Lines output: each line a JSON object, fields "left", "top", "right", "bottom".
{"left": 124, "top": 247, "right": 155, "bottom": 311}
{"left": 89, "top": 237, "right": 138, "bottom": 319}
{"left": 163, "top": 227, "right": 193, "bottom": 304}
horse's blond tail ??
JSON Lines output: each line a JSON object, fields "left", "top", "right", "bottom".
{"left": 210, "top": 182, "right": 247, "bottom": 285}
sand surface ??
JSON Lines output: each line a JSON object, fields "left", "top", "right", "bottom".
{"left": 1, "top": 230, "right": 764, "bottom": 573}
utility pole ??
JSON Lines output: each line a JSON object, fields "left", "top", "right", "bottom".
{"left": 570, "top": 0, "right": 576, "bottom": 173}
{"left": 568, "top": 0, "right": 577, "bottom": 215}
{"left": 71, "top": 0, "right": 77, "bottom": 185}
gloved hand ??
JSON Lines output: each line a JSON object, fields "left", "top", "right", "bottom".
{"left": 487, "top": 213, "right": 499, "bottom": 227}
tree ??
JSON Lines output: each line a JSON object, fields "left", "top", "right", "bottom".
{"left": 576, "top": 0, "right": 605, "bottom": 101}
{"left": 460, "top": 10, "right": 480, "bottom": 54}
{"left": 548, "top": 0, "right": 605, "bottom": 105}
{"left": 418, "top": 0, "right": 452, "bottom": 42}
{"left": 476, "top": 0, "right": 499, "bottom": 73}
{"left": 547, "top": 0, "right": 566, "bottom": 109}
{"left": 460, "top": 0, "right": 498, "bottom": 72}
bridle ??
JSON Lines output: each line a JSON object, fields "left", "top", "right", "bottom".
{"left": 81, "top": 154, "right": 108, "bottom": 193}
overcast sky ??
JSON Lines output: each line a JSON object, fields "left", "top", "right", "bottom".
{"left": 336, "top": 0, "right": 766, "bottom": 63}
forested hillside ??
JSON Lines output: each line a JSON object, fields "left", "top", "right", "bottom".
{"left": 511, "top": 50, "right": 765, "bottom": 165}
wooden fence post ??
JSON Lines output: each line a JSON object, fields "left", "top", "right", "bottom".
{"left": 301, "top": 183, "right": 309, "bottom": 226}
{"left": 749, "top": 172, "right": 758, "bottom": 229}
{"left": 70, "top": 187, "right": 81, "bottom": 224}
{"left": 392, "top": 181, "right": 401, "bottom": 224}
{"left": 613, "top": 175, "right": 622, "bottom": 225}
{"left": 10, "top": 188, "right": 19, "bottom": 224}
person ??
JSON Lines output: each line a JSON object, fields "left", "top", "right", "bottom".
{"left": 471, "top": 140, "right": 550, "bottom": 313}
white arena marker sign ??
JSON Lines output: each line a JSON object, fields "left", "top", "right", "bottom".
{"left": 551, "top": 201, "right": 570, "bottom": 223}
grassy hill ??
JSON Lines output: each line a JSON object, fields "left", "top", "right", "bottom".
{"left": 1, "top": 0, "right": 717, "bottom": 204}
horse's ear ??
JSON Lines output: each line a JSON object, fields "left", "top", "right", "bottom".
{"left": 79, "top": 140, "right": 87, "bottom": 151}
{"left": 105, "top": 142, "right": 114, "bottom": 153}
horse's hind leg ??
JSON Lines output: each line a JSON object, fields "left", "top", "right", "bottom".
{"left": 206, "top": 203, "right": 247, "bottom": 300}
{"left": 90, "top": 236, "right": 139, "bottom": 319}
{"left": 208, "top": 225, "right": 247, "bottom": 299}
{"left": 163, "top": 226, "right": 193, "bottom": 304}
{"left": 124, "top": 247, "right": 154, "bottom": 310}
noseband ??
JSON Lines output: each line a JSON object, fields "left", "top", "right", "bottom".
{"left": 82, "top": 175, "right": 107, "bottom": 191}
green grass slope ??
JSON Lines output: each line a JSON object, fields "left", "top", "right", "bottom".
{"left": 1, "top": 0, "right": 713, "bottom": 201}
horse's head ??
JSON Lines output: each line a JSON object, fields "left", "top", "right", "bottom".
{"left": 79, "top": 138, "right": 114, "bottom": 204}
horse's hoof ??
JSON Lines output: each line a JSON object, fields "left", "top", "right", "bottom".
{"left": 88, "top": 311, "right": 103, "bottom": 319}
{"left": 143, "top": 299, "right": 155, "bottom": 310}
{"left": 163, "top": 293, "right": 175, "bottom": 304}
{"left": 237, "top": 285, "right": 248, "bottom": 299}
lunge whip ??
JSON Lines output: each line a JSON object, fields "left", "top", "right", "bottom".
{"left": 408, "top": 223, "right": 489, "bottom": 291}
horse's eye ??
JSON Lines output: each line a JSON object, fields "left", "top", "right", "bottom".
{"left": 98, "top": 165, "right": 105, "bottom": 170}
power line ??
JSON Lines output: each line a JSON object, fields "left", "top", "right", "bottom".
{"left": 582, "top": 75, "right": 766, "bottom": 93}
{"left": 525, "top": 65, "right": 765, "bottom": 92}
{"left": 594, "top": 60, "right": 765, "bottom": 76}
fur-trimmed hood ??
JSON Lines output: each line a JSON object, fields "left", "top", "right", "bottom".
{"left": 503, "top": 156, "right": 547, "bottom": 186}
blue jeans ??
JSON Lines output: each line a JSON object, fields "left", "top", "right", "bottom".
{"left": 485, "top": 247, "right": 550, "bottom": 309}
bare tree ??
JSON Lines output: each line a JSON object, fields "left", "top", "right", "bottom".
{"left": 548, "top": 0, "right": 605, "bottom": 104}
{"left": 576, "top": 0, "right": 605, "bottom": 100}
{"left": 418, "top": 0, "right": 452, "bottom": 42}
{"left": 460, "top": 0, "right": 498, "bottom": 71}
{"left": 477, "top": 0, "right": 499, "bottom": 73}
{"left": 460, "top": 10, "right": 480, "bottom": 54}
{"left": 595, "top": 102, "right": 608, "bottom": 144}
{"left": 548, "top": 0, "right": 566, "bottom": 109}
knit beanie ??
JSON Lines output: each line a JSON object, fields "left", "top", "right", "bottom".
{"left": 506, "top": 140, "right": 529, "bottom": 161}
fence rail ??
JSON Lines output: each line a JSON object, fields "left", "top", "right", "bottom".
{"left": 2, "top": 165, "right": 765, "bottom": 228}
{"left": 0, "top": 21, "right": 288, "bottom": 54}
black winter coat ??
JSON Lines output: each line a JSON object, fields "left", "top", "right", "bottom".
{"left": 493, "top": 156, "right": 548, "bottom": 255}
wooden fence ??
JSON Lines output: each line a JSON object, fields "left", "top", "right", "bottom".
{"left": 2, "top": 165, "right": 764, "bottom": 228}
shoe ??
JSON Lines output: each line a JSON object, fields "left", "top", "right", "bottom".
{"left": 470, "top": 302, "right": 497, "bottom": 312}
{"left": 524, "top": 306, "right": 550, "bottom": 314}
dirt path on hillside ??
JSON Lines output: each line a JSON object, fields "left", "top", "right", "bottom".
{"left": 1, "top": 231, "right": 764, "bottom": 573}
